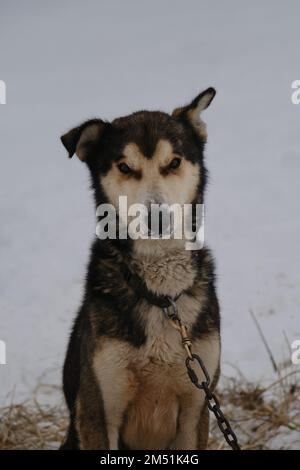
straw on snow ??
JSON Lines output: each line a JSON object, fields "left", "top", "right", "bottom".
{"left": 0, "top": 372, "right": 299, "bottom": 450}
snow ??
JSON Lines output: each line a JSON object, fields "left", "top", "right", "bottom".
{"left": 0, "top": 0, "right": 300, "bottom": 409}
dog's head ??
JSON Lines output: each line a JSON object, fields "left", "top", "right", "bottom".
{"left": 61, "top": 88, "right": 215, "bottom": 249}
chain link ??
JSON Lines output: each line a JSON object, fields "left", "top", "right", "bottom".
{"left": 164, "top": 301, "right": 241, "bottom": 451}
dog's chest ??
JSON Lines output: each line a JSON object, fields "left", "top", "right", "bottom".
{"left": 127, "top": 251, "right": 199, "bottom": 366}
{"left": 141, "top": 309, "right": 185, "bottom": 361}
{"left": 121, "top": 296, "right": 218, "bottom": 450}
{"left": 93, "top": 290, "right": 219, "bottom": 450}
{"left": 135, "top": 291, "right": 205, "bottom": 373}
{"left": 132, "top": 249, "right": 197, "bottom": 299}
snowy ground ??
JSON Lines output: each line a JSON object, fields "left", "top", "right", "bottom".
{"left": 0, "top": 0, "right": 300, "bottom": 409}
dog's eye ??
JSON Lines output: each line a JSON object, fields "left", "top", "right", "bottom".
{"left": 118, "top": 162, "right": 132, "bottom": 174}
{"left": 169, "top": 158, "right": 181, "bottom": 170}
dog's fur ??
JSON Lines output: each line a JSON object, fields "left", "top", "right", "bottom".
{"left": 60, "top": 88, "right": 220, "bottom": 450}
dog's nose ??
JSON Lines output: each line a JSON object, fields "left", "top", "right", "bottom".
{"left": 147, "top": 210, "right": 164, "bottom": 236}
{"left": 146, "top": 202, "right": 171, "bottom": 237}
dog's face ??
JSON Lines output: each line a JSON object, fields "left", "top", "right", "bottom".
{"left": 101, "top": 135, "right": 199, "bottom": 210}
{"left": 61, "top": 88, "right": 215, "bottom": 245}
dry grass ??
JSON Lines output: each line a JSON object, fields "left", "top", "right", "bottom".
{"left": 0, "top": 399, "right": 67, "bottom": 450}
{"left": 209, "top": 371, "right": 300, "bottom": 450}
{"left": 0, "top": 372, "right": 299, "bottom": 450}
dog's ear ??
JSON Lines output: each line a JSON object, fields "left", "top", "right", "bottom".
{"left": 60, "top": 119, "right": 105, "bottom": 161}
{"left": 172, "top": 87, "right": 216, "bottom": 141}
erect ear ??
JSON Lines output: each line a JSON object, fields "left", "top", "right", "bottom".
{"left": 60, "top": 119, "right": 105, "bottom": 161}
{"left": 172, "top": 87, "right": 216, "bottom": 141}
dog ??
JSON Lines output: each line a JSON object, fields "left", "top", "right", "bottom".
{"left": 60, "top": 88, "right": 220, "bottom": 450}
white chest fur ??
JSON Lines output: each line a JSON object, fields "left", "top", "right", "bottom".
{"left": 92, "top": 248, "right": 220, "bottom": 449}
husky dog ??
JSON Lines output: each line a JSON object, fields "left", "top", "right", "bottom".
{"left": 60, "top": 88, "right": 220, "bottom": 450}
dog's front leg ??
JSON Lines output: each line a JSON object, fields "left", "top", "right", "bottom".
{"left": 75, "top": 363, "right": 109, "bottom": 449}
{"left": 93, "top": 341, "right": 135, "bottom": 450}
{"left": 172, "top": 391, "right": 207, "bottom": 450}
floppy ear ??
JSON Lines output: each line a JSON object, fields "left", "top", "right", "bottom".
{"left": 60, "top": 119, "right": 105, "bottom": 161}
{"left": 172, "top": 87, "right": 216, "bottom": 141}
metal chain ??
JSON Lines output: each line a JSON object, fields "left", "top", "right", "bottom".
{"left": 163, "top": 299, "right": 241, "bottom": 451}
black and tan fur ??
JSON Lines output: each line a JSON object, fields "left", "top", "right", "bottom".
{"left": 60, "top": 88, "right": 220, "bottom": 450}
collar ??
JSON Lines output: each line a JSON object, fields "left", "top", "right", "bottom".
{"left": 123, "top": 266, "right": 182, "bottom": 309}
